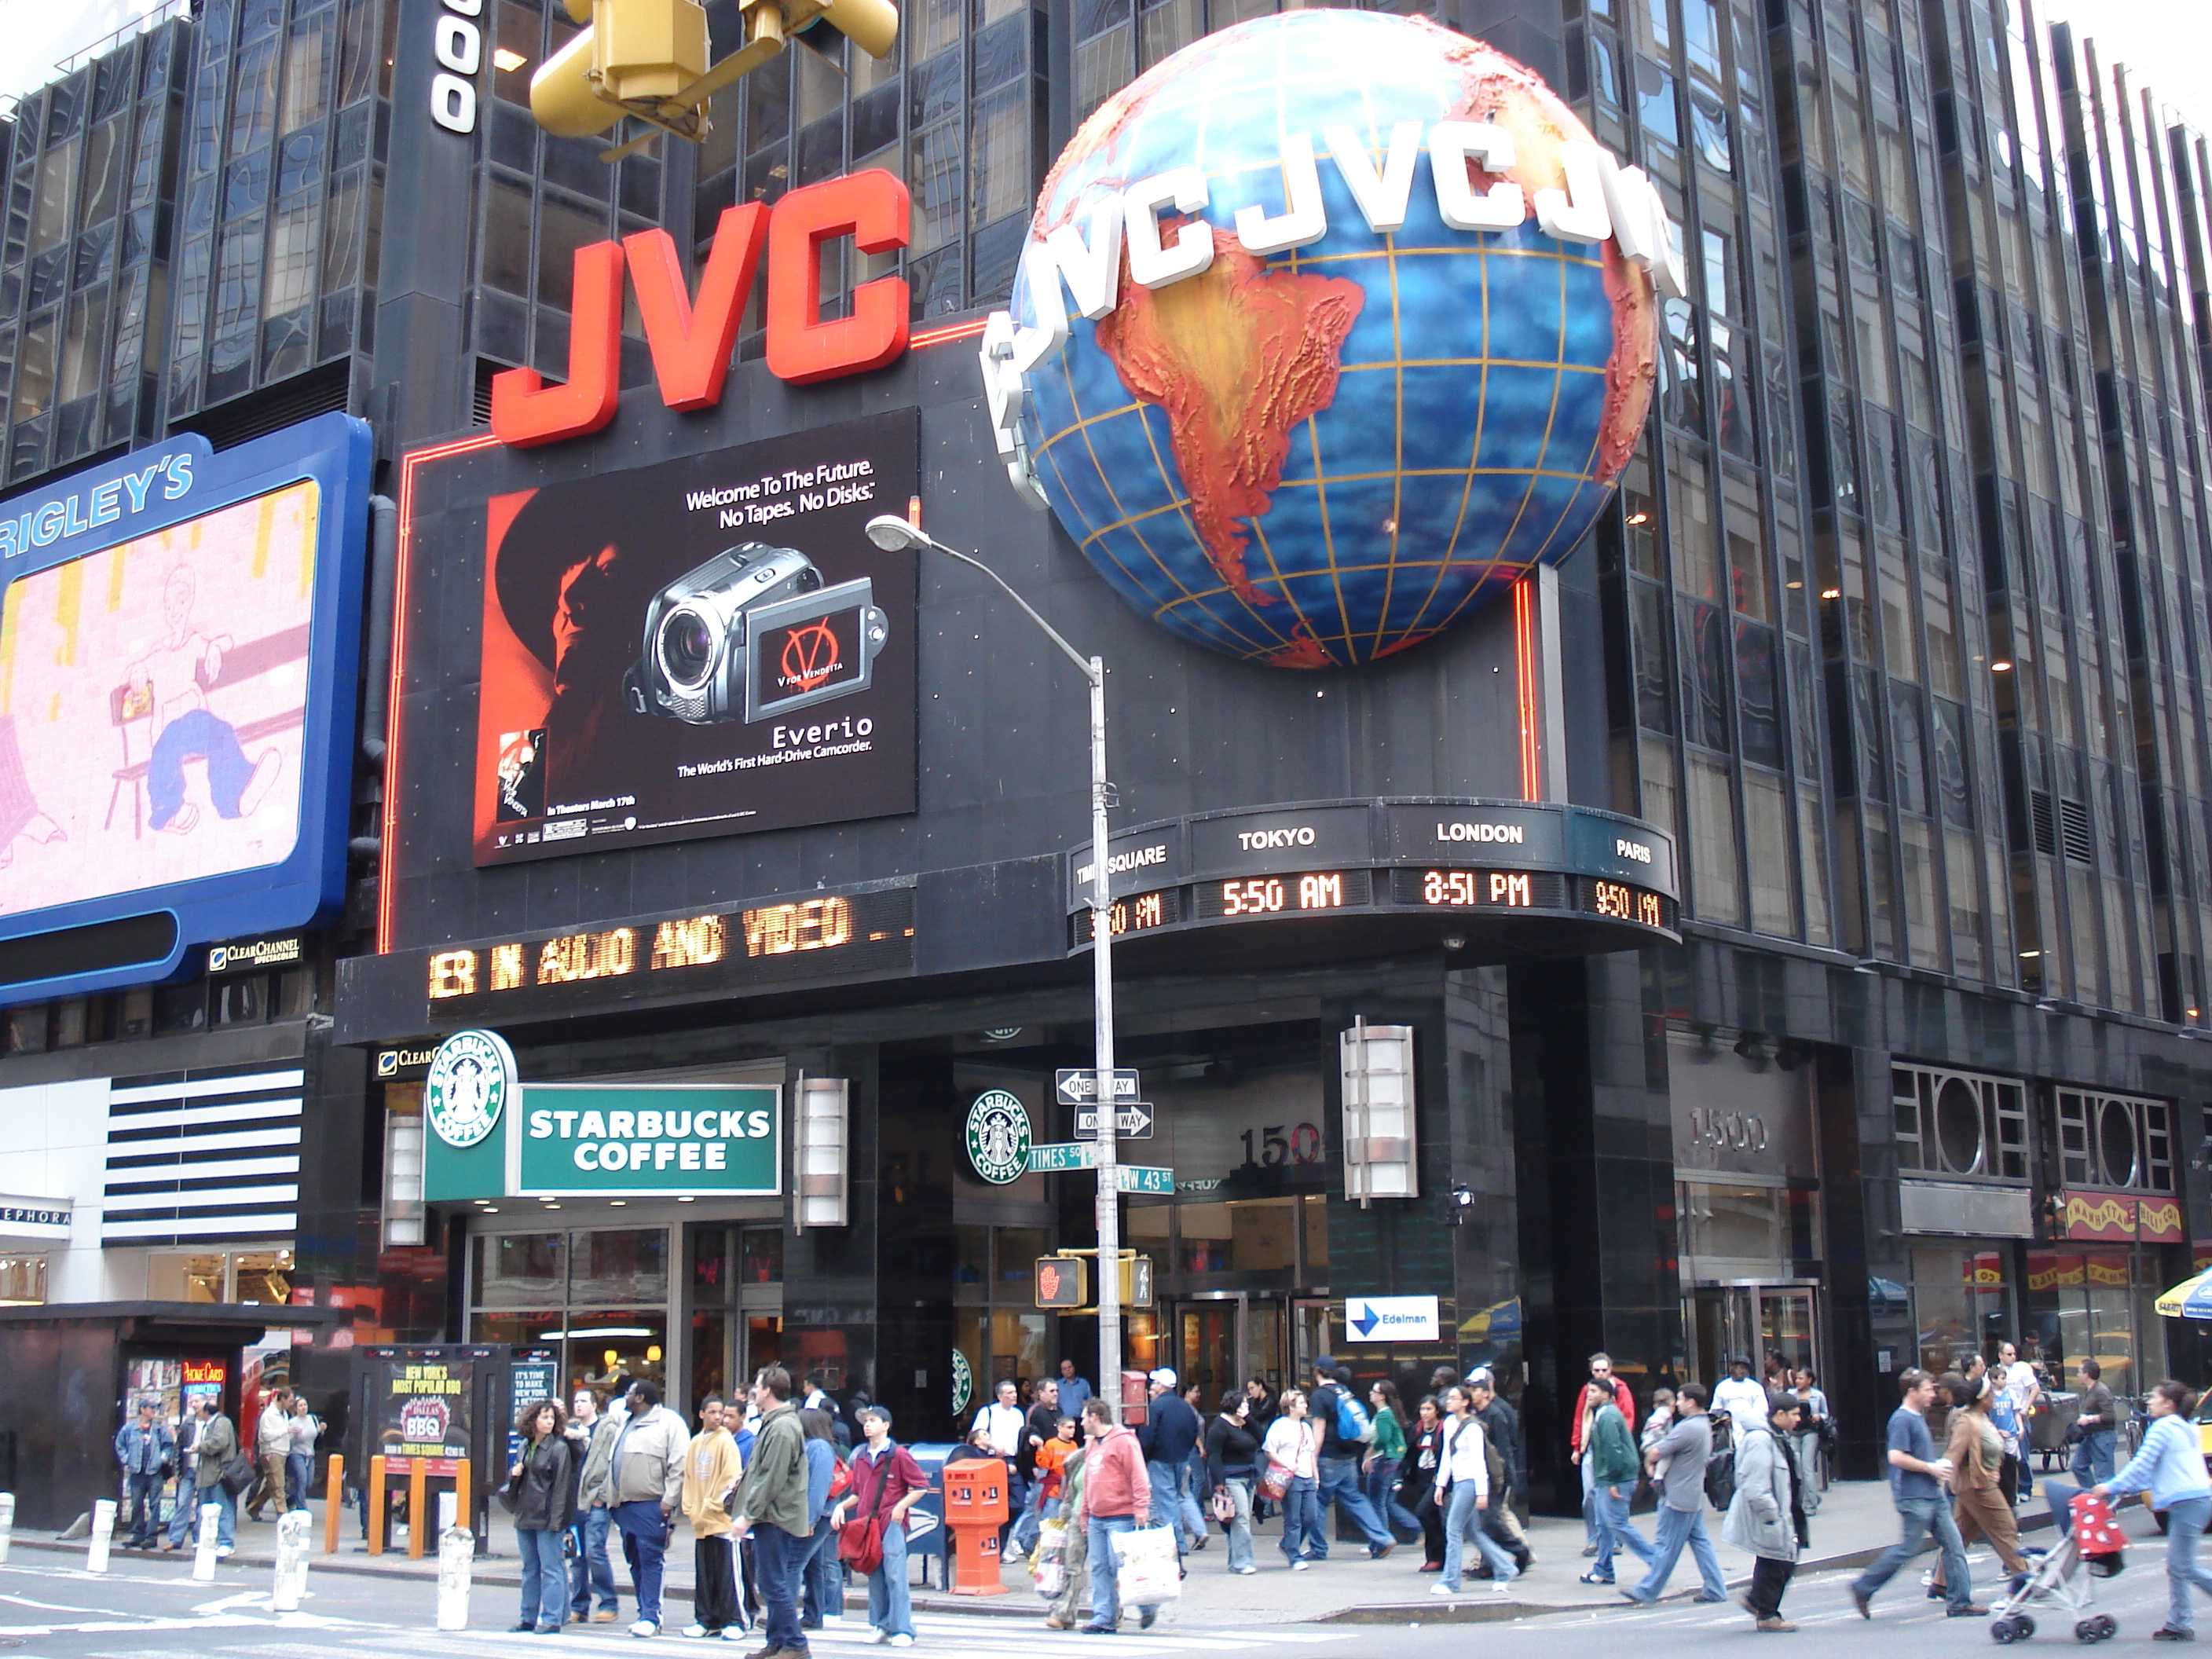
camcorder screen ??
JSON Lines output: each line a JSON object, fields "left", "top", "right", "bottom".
{"left": 474, "top": 409, "right": 918, "bottom": 866}
{"left": 0, "top": 481, "right": 320, "bottom": 915}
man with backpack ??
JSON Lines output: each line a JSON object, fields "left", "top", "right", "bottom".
{"left": 1308, "top": 1360, "right": 1394, "bottom": 1559}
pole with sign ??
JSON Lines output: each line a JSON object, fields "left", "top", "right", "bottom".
{"left": 866, "top": 515, "right": 1123, "bottom": 1420}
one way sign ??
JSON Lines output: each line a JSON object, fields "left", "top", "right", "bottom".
{"left": 1074, "top": 1102, "right": 1154, "bottom": 1141}
{"left": 1055, "top": 1068, "right": 1140, "bottom": 1106}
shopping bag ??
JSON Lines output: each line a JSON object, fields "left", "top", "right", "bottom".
{"left": 1110, "top": 1523, "right": 1182, "bottom": 1606}
{"left": 1031, "top": 1518, "right": 1068, "bottom": 1598}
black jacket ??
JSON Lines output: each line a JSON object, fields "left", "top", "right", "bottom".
{"left": 510, "top": 1433, "right": 577, "bottom": 1533}
{"left": 1138, "top": 1393, "right": 1203, "bottom": 1466}
{"left": 1475, "top": 1396, "right": 1523, "bottom": 1488}
{"left": 1203, "top": 1415, "right": 1261, "bottom": 1487}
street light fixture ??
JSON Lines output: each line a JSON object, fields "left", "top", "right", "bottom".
{"left": 864, "top": 513, "right": 1126, "bottom": 1421}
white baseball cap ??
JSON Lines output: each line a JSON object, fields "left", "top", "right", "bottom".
{"left": 1148, "top": 1368, "right": 1177, "bottom": 1387}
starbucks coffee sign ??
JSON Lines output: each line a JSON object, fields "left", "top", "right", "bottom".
{"left": 425, "top": 1029, "right": 516, "bottom": 1149}
{"left": 965, "top": 1090, "right": 1032, "bottom": 1185}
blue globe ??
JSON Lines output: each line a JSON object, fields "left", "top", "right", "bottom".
{"left": 1010, "top": 9, "right": 1658, "bottom": 668}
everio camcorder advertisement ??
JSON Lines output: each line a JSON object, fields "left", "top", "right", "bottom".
{"left": 474, "top": 409, "right": 917, "bottom": 866}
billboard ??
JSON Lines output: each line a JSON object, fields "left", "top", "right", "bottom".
{"left": 0, "top": 416, "right": 371, "bottom": 998}
{"left": 472, "top": 408, "right": 918, "bottom": 865}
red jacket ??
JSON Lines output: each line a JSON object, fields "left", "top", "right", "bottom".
{"left": 1079, "top": 1426, "right": 1149, "bottom": 1522}
{"left": 1569, "top": 1378, "right": 1636, "bottom": 1456}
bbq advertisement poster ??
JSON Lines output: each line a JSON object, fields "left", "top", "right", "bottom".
{"left": 472, "top": 410, "right": 918, "bottom": 866}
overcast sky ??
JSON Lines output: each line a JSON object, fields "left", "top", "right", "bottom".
{"left": 0, "top": 0, "right": 2205, "bottom": 150}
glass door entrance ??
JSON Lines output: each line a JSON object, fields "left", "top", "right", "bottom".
{"left": 1686, "top": 1283, "right": 1820, "bottom": 1387}
{"left": 1163, "top": 1294, "right": 1299, "bottom": 1400}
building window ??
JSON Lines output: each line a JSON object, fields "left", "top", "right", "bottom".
{"left": 2054, "top": 1089, "right": 2172, "bottom": 1193}
{"left": 469, "top": 1226, "right": 670, "bottom": 1399}
{"left": 0, "top": 1256, "right": 46, "bottom": 1305}
{"left": 1893, "top": 1063, "right": 2028, "bottom": 1182}
{"left": 148, "top": 1247, "right": 295, "bottom": 1303}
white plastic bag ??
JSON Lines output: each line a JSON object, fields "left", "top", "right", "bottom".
{"left": 1032, "top": 1518, "right": 1068, "bottom": 1598}
{"left": 1111, "top": 1523, "right": 1182, "bottom": 1606}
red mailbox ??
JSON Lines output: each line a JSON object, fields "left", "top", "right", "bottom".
{"left": 943, "top": 1461, "right": 1011, "bottom": 1596}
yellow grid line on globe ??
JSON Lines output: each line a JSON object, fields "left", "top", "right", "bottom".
{"left": 1030, "top": 355, "right": 1607, "bottom": 463}
{"left": 1155, "top": 552, "right": 1541, "bottom": 614}
{"left": 1404, "top": 233, "right": 1497, "bottom": 639}
{"left": 1423, "top": 248, "right": 1578, "bottom": 642}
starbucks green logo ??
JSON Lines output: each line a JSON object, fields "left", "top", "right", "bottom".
{"left": 951, "top": 1349, "right": 974, "bottom": 1416}
{"left": 965, "top": 1089, "right": 1031, "bottom": 1185}
{"left": 424, "top": 1029, "right": 516, "bottom": 1149}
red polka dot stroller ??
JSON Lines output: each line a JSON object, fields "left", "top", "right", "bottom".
{"left": 1990, "top": 1484, "right": 2126, "bottom": 1644}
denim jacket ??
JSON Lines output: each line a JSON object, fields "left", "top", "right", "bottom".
{"left": 115, "top": 1420, "right": 175, "bottom": 1475}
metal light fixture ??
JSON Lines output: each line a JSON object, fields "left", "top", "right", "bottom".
{"left": 796, "top": 1075, "right": 850, "bottom": 1230}
{"left": 1342, "top": 1017, "right": 1418, "bottom": 1204}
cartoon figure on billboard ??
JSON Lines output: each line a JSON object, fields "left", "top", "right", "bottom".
{"left": 127, "top": 565, "right": 284, "bottom": 835}
{"left": 0, "top": 480, "right": 319, "bottom": 916}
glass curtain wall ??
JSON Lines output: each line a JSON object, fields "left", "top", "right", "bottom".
{"left": 470, "top": 1226, "right": 671, "bottom": 1397}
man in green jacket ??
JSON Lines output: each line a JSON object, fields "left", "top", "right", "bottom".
{"left": 730, "top": 1366, "right": 811, "bottom": 1659}
{"left": 1578, "top": 1390, "right": 1655, "bottom": 1586}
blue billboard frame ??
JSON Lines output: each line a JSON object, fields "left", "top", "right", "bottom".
{"left": 0, "top": 412, "right": 372, "bottom": 1002}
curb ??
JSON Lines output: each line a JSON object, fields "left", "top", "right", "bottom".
{"left": 10, "top": 1501, "right": 2064, "bottom": 1628}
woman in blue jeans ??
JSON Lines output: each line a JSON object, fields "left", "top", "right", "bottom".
{"left": 505, "top": 1400, "right": 579, "bottom": 1634}
{"left": 1431, "top": 1385, "right": 1518, "bottom": 1596}
{"left": 1262, "top": 1390, "right": 1323, "bottom": 1568}
{"left": 2096, "top": 1378, "right": 2212, "bottom": 1641}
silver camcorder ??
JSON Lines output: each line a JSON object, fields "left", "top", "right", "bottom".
{"left": 623, "top": 544, "right": 888, "bottom": 724}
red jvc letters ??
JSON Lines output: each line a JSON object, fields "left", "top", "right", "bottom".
{"left": 491, "top": 170, "right": 913, "bottom": 448}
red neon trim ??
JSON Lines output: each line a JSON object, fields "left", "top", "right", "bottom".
{"left": 379, "top": 431, "right": 504, "bottom": 954}
{"left": 910, "top": 318, "right": 989, "bottom": 350}
{"left": 1513, "top": 577, "right": 1539, "bottom": 801}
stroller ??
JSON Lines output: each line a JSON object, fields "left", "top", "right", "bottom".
{"left": 1990, "top": 1482, "right": 2127, "bottom": 1644}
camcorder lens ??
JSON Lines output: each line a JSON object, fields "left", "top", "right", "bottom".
{"left": 661, "top": 608, "right": 717, "bottom": 683}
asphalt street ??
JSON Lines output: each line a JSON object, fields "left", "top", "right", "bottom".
{"left": 0, "top": 1532, "right": 2182, "bottom": 1659}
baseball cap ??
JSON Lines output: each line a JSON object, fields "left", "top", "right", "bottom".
{"left": 1148, "top": 1368, "right": 1177, "bottom": 1387}
{"left": 1314, "top": 1355, "right": 1338, "bottom": 1372}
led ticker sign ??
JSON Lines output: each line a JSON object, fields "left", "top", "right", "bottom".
{"left": 1063, "top": 800, "right": 1679, "bottom": 954}
{"left": 1199, "top": 870, "right": 1373, "bottom": 920}
{"left": 427, "top": 886, "right": 914, "bottom": 1014}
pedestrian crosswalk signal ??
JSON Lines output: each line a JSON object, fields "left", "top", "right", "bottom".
{"left": 1035, "top": 1256, "right": 1089, "bottom": 1309}
{"left": 532, "top": 0, "right": 900, "bottom": 156}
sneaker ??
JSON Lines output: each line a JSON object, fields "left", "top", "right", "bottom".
{"left": 1292, "top": 1559, "right": 1310, "bottom": 1572}
{"left": 1137, "top": 1608, "right": 1157, "bottom": 1631}
{"left": 215, "top": 1546, "right": 234, "bottom": 1558}
{"left": 1490, "top": 1582, "right": 1512, "bottom": 1599}
{"left": 682, "top": 1628, "right": 711, "bottom": 1640}
{"left": 1368, "top": 1543, "right": 1395, "bottom": 1561}
{"left": 1430, "top": 1582, "right": 1459, "bottom": 1596}
{"left": 887, "top": 1640, "right": 914, "bottom": 1650}
{"left": 2153, "top": 1629, "right": 2196, "bottom": 1642}
{"left": 1756, "top": 1618, "right": 1798, "bottom": 1633}
{"left": 1946, "top": 1605, "right": 1990, "bottom": 1619}
{"left": 1578, "top": 1571, "right": 1613, "bottom": 1585}
{"left": 1236, "top": 1565, "right": 1256, "bottom": 1575}
{"left": 629, "top": 1621, "right": 659, "bottom": 1639}
{"left": 716, "top": 1633, "right": 748, "bottom": 1644}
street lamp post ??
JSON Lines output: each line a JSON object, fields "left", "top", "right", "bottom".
{"left": 864, "top": 515, "right": 1125, "bottom": 1422}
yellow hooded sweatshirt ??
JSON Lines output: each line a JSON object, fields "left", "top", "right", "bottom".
{"left": 681, "top": 1427, "right": 743, "bottom": 1539}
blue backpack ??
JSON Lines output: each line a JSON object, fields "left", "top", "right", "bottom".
{"left": 1333, "top": 1387, "right": 1372, "bottom": 1444}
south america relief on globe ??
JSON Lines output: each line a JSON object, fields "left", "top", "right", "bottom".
{"left": 984, "top": 8, "right": 1672, "bottom": 668}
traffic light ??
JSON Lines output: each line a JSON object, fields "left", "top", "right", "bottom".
{"left": 533, "top": 0, "right": 899, "bottom": 152}
{"left": 1035, "top": 1256, "right": 1089, "bottom": 1309}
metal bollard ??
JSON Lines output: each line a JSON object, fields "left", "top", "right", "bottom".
{"left": 434, "top": 1525, "right": 473, "bottom": 1632}
{"left": 192, "top": 1502, "right": 221, "bottom": 1582}
{"left": 0, "top": 1491, "right": 18, "bottom": 1563}
{"left": 273, "top": 1511, "right": 310, "bottom": 1610}
{"left": 86, "top": 1498, "right": 115, "bottom": 1573}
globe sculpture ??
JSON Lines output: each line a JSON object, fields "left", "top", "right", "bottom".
{"left": 1005, "top": 9, "right": 1660, "bottom": 668}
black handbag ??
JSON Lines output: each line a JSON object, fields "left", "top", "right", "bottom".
{"left": 220, "top": 1452, "right": 256, "bottom": 1496}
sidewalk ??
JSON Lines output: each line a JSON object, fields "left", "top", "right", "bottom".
{"left": 20, "top": 1478, "right": 2059, "bottom": 1628}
